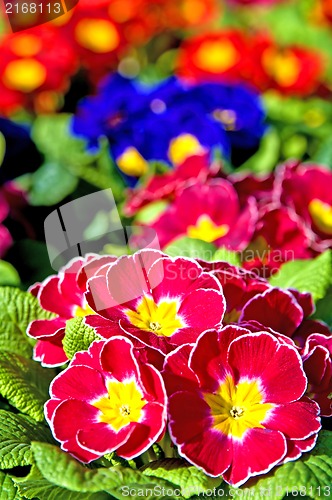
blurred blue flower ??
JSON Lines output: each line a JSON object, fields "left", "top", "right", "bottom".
{"left": 72, "top": 74, "right": 266, "bottom": 185}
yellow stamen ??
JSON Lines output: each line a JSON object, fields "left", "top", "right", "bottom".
{"left": 193, "top": 39, "right": 239, "bottom": 73}
{"left": 93, "top": 379, "right": 146, "bottom": 431}
{"left": 125, "top": 295, "right": 183, "bottom": 337}
{"left": 168, "top": 133, "right": 204, "bottom": 165}
{"left": 204, "top": 374, "right": 274, "bottom": 439}
{"left": 75, "top": 19, "right": 120, "bottom": 53}
{"left": 117, "top": 147, "right": 149, "bottom": 177}
{"left": 10, "top": 35, "right": 42, "bottom": 57}
{"left": 4, "top": 59, "right": 46, "bottom": 92}
{"left": 308, "top": 198, "right": 332, "bottom": 235}
{"left": 187, "top": 215, "right": 229, "bottom": 243}
{"left": 262, "top": 49, "right": 301, "bottom": 87}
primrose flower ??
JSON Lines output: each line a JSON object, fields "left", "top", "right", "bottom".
{"left": 277, "top": 161, "right": 332, "bottom": 251}
{"left": 0, "top": 26, "right": 77, "bottom": 115}
{"left": 85, "top": 249, "right": 225, "bottom": 355}
{"left": 301, "top": 333, "right": 332, "bottom": 417}
{"left": 27, "top": 254, "right": 116, "bottom": 367}
{"left": 149, "top": 179, "right": 257, "bottom": 249}
{"left": 45, "top": 336, "right": 166, "bottom": 462}
{"left": 241, "top": 205, "right": 313, "bottom": 277}
{"left": 164, "top": 327, "right": 321, "bottom": 486}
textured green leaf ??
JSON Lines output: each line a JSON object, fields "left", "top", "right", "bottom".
{"left": 0, "top": 410, "right": 53, "bottom": 469}
{"left": 31, "top": 442, "right": 175, "bottom": 495}
{"left": 14, "top": 466, "right": 108, "bottom": 500}
{"left": 141, "top": 459, "right": 222, "bottom": 499}
{"left": 312, "top": 286, "right": 332, "bottom": 327}
{"left": 0, "top": 471, "right": 20, "bottom": 500}
{"left": 0, "top": 262, "right": 20, "bottom": 287}
{"left": 0, "top": 352, "right": 56, "bottom": 421}
{"left": 0, "top": 287, "right": 55, "bottom": 358}
{"left": 164, "top": 238, "right": 216, "bottom": 261}
{"left": 212, "top": 247, "right": 241, "bottom": 267}
{"left": 63, "top": 317, "right": 99, "bottom": 360}
{"left": 269, "top": 251, "right": 332, "bottom": 302}
{"left": 233, "top": 430, "right": 332, "bottom": 499}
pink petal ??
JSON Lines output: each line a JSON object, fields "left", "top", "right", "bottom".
{"left": 178, "top": 288, "right": 225, "bottom": 330}
{"left": 223, "top": 428, "right": 287, "bottom": 487}
{"left": 163, "top": 344, "right": 197, "bottom": 394}
{"left": 266, "top": 399, "right": 321, "bottom": 440}
{"left": 39, "top": 276, "right": 74, "bottom": 317}
{"left": 228, "top": 333, "right": 307, "bottom": 402}
{"left": 282, "top": 434, "right": 318, "bottom": 463}
{"left": 51, "top": 399, "right": 100, "bottom": 442}
{"left": 100, "top": 336, "right": 140, "bottom": 382}
{"left": 240, "top": 288, "right": 304, "bottom": 336}
{"left": 50, "top": 365, "right": 107, "bottom": 401}
{"left": 27, "top": 318, "right": 66, "bottom": 340}
{"left": 33, "top": 338, "right": 67, "bottom": 367}
{"left": 77, "top": 421, "right": 134, "bottom": 455}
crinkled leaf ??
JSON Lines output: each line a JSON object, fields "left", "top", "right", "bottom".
{"left": 0, "top": 262, "right": 20, "bottom": 287}
{"left": 31, "top": 442, "right": 175, "bottom": 495}
{"left": 212, "top": 247, "right": 241, "bottom": 267}
{"left": 269, "top": 251, "right": 332, "bottom": 302}
{"left": 0, "top": 352, "right": 56, "bottom": 421}
{"left": 14, "top": 466, "right": 107, "bottom": 500}
{"left": 63, "top": 317, "right": 99, "bottom": 360}
{"left": 0, "top": 410, "right": 53, "bottom": 469}
{"left": 232, "top": 430, "right": 332, "bottom": 499}
{"left": 164, "top": 238, "right": 216, "bottom": 261}
{"left": 141, "top": 459, "right": 222, "bottom": 499}
{"left": 0, "top": 471, "right": 20, "bottom": 500}
{"left": 0, "top": 287, "right": 55, "bottom": 358}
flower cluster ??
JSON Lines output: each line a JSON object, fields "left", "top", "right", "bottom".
{"left": 35, "top": 250, "right": 331, "bottom": 486}
{"left": 72, "top": 75, "right": 266, "bottom": 185}
{"left": 126, "top": 155, "right": 332, "bottom": 276}
{"left": 177, "top": 30, "right": 325, "bottom": 97}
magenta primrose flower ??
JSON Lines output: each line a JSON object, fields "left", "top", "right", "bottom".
{"left": 85, "top": 249, "right": 225, "bottom": 355}
{"left": 45, "top": 336, "right": 167, "bottom": 462}
{"left": 149, "top": 179, "right": 258, "bottom": 249}
{"left": 28, "top": 254, "right": 116, "bottom": 367}
{"left": 163, "top": 326, "right": 321, "bottom": 486}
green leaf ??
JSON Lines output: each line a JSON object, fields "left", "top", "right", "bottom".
{"left": 269, "top": 251, "right": 332, "bottom": 302}
{"left": 236, "top": 128, "right": 280, "bottom": 174}
{"left": 141, "top": 459, "right": 222, "bottom": 499}
{"left": 31, "top": 442, "right": 175, "bottom": 495}
{"left": 63, "top": 317, "right": 99, "bottom": 360}
{"left": 28, "top": 162, "right": 78, "bottom": 206}
{"left": 0, "top": 410, "right": 53, "bottom": 469}
{"left": 14, "top": 466, "right": 107, "bottom": 500}
{"left": 0, "top": 261, "right": 20, "bottom": 287}
{"left": 164, "top": 238, "right": 216, "bottom": 261}
{"left": 212, "top": 247, "right": 241, "bottom": 267}
{"left": 0, "top": 352, "right": 56, "bottom": 421}
{"left": 0, "top": 287, "right": 55, "bottom": 358}
{"left": 312, "top": 286, "right": 332, "bottom": 327}
{"left": 0, "top": 471, "right": 20, "bottom": 500}
{"left": 233, "top": 430, "right": 332, "bottom": 499}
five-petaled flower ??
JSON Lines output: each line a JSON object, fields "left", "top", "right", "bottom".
{"left": 163, "top": 326, "right": 321, "bottom": 486}
{"left": 45, "top": 336, "right": 167, "bottom": 462}
{"left": 85, "top": 249, "right": 225, "bottom": 355}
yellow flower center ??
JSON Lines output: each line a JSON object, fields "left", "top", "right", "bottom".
{"left": 116, "top": 147, "right": 149, "bottom": 177}
{"left": 181, "top": 0, "right": 207, "bottom": 24}
{"left": 204, "top": 375, "right": 274, "bottom": 439}
{"left": 74, "top": 303, "right": 96, "bottom": 317}
{"left": 168, "top": 133, "right": 204, "bottom": 165}
{"left": 4, "top": 59, "right": 46, "bottom": 92}
{"left": 193, "top": 39, "right": 239, "bottom": 73}
{"left": 308, "top": 198, "right": 332, "bottom": 235}
{"left": 75, "top": 19, "right": 120, "bottom": 53}
{"left": 93, "top": 379, "right": 146, "bottom": 431}
{"left": 213, "top": 109, "right": 237, "bottom": 131}
{"left": 10, "top": 35, "right": 42, "bottom": 57}
{"left": 262, "top": 49, "right": 301, "bottom": 87}
{"left": 125, "top": 295, "right": 183, "bottom": 337}
{"left": 187, "top": 215, "right": 229, "bottom": 243}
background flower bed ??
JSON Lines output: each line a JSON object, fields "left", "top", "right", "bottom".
{"left": 0, "top": 0, "right": 332, "bottom": 498}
